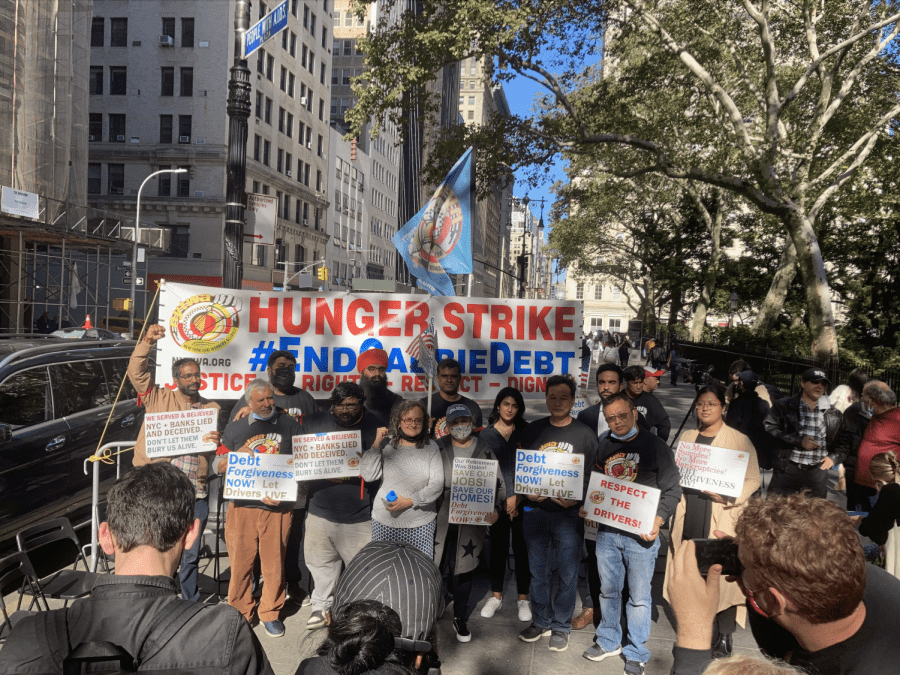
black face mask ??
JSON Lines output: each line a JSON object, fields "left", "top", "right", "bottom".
{"left": 270, "top": 366, "right": 296, "bottom": 391}
{"left": 398, "top": 429, "right": 422, "bottom": 442}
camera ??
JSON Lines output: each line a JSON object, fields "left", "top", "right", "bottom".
{"left": 693, "top": 538, "right": 742, "bottom": 577}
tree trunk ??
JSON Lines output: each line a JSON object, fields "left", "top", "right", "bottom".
{"left": 784, "top": 211, "right": 838, "bottom": 358}
{"left": 667, "top": 284, "right": 683, "bottom": 329}
{"left": 752, "top": 239, "right": 798, "bottom": 334}
{"left": 643, "top": 279, "right": 657, "bottom": 335}
{"left": 690, "top": 190, "right": 724, "bottom": 341}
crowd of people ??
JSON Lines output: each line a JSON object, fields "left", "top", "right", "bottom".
{"left": 2, "top": 328, "right": 899, "bottom": 675}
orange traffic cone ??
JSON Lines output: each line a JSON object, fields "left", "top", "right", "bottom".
{"left": 83, "top": 314, "right": 92, "bottom": 329}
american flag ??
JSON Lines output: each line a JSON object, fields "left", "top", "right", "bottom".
{"left": 406, "top": 318, "right": 437, "bottom": 361}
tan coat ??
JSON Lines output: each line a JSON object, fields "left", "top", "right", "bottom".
{"left": 663, "top": 425, "right": 761, "bottom": 627}
{"left": 127, "top": 340, "right": 220, "bottom": 491}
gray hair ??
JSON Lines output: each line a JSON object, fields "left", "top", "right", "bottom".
{"left": 244, "top": 378, "right": 273, "bottom": 403}
{"left": 864, "top": 381, "right": 897, "bottom": 407}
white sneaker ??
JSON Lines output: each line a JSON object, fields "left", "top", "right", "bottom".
{"left": 517, "top": 599, "right": 532, "bottom": 622}
{"left": 480, "top": 596, "right": 502, "bottom": 618}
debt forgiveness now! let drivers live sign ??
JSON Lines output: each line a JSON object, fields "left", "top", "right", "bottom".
{"left": 585, "top": 472, "right": 660, "bottom": 537}
{"left": 449, "top": 457, "right": 498, "bottom": 525}
{"left": 514, "top": 450, "right": 584, "bottom": 501}
{"left": 292, "top": 430, "right": 363, "bottom": 480}
{"left": 673, "top": 441, "right": 749, "bottom": 499}
{"left": 223, "top": 452, "right": 298, "bottom": 502}
{"left": 143, "top": 408, "right": 218, "bottom": 459}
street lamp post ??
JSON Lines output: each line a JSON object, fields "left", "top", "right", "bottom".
{"left": 728, "top": 290, "right": 739, "bottom": 329}
{"left": 130, "top": 168, "right": 187, "bottom": 337}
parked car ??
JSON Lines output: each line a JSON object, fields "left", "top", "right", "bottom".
{"left": 0, "top": 337, "right": 144, "bottom": 550}
{"left": 51, "top": 327, "right": 123, "bottom": 340}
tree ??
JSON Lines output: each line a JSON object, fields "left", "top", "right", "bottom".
{"left": 350, "top": 0, "right": 900, "bottom": 357}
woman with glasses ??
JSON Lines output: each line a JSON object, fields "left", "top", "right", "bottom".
{"left": 360, "top": 400, "right": 444, "bottom": 558}
{"left": 663, "top": 382, "right": 760, "bottom": 659}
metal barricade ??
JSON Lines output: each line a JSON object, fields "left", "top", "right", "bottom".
{"left": 82, "top": 441, "right": 134, "bottom": 573}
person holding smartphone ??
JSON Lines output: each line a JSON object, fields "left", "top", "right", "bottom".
{"left": 663, "top": 383, "right": 761, "bottom": 659}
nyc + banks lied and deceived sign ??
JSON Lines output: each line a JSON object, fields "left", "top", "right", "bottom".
{"left": 156, "top": 283, "right": 583, "bottom": 398}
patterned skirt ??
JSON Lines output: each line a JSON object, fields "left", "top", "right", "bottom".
{"left": 371, "top": 519, "right": 436, "bottom": 560}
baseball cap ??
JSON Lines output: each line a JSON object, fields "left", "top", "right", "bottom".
{"left": 445, "top": 403, "right": 473, "bottom": 423}
{"left": 737, "top": 370, "right": 759, "bottom": 389}
{"left": 644, "top": 368, "right": 665, "bottom": 378}
{"left": 801, "top": 368, "right": 831, "bottom": 388}
{"left": 333, "top": 541, "right": 443, "bottom": 653}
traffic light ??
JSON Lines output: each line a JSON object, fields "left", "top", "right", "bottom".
{"left": 317, "top": 267, "right": 328, "bottom": 281}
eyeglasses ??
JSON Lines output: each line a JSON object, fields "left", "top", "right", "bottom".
{"left": 335, "top": 402, "right": 361, "bottom": 411}
{"left": 178, "top": 372, "right": 201, "bottom": 381}
{"left": 603, "top": 412, "right": 632, "bottom": 423}
{"left": 401, "top": 417, "right": 424, "bottom": 426}
{"left": 696, "top": 402, "right": 722, "bottom": 410}
{"left": 738, "top": 571, "right": 769, "bottom": 618}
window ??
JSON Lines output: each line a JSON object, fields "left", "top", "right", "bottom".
{"left": 263, "top": 140, "right": 271, "bottom": 166}
{"left": 343, "top": 40, "right": 352, "bottom": 56}
{"left": 259, "top": 3, "right": 267, "bottom": 18}
{"left": 290, "top": 32, "right": 297, "bottom": 57}
{"left": 109, "top": 114, "right": 125, "bottom": 142}
{"left": 91, "top": 18, "right": 104, "bottom": 47}
{"left": 304, "top": 163, "right": 310, "bottom": 186}
{"left": 257, "top": 50, "right": 265, "bottom": 74}
{"left": 181, "top": 18, "right": 194, "bottom": 47}
{"left": 286, "top": 113, "right": 293, "bottom": 137}
{"left": 608, "top": 317, "right": 621, "bottom": 332}
{"left": 265, "top": 97, "right": 272, "bottom": 124}
{"left": 161, "top": 67, "right": 174, "bottom": 95}
{"left": 159, "top": 115, "right": 173, "bottom": 143}
{"left": 322, "top": 27, "right": 327, "bottom": 48}
{"left": 295, "top": 244, "right": 305, "bottom": 263}
{"left": 310, "top": 13, "right": 317, "bottom": 36}
{"left": 576, "top": 282, "right": 584, "bottom": 300}
{"left": 286, "top": 152, "right": 292, "bottom": 174}
{"left": 280, "top": 66, "right": 287, "bottom": 91}
{"left": 319, "top": 99, "right": 324, "bottom": 121}
{"left": 467, "top": 110, "right": 474, "bottom": 120}
{"left": 468, "top": 96, "right": 475, "bottom": 105}
{"left": 590, "top": 317, "right": 603, "bottom": 332}
{"left": 342, "top": 69, "right": 350, "bottom": 85}
{"left": 282, "top": 195, "right": 291, "bottom": 220}
{"left": 302, "top": 44, "right": 308, "bottom": 68}
{"left": 316, "top": 170, "right": 322, "bottom": 191}
{"left": 253, "top": 244, "right": 268, "bottom": 267}
{"left": 612, "top": 286, "right": 621, "bottom": 301}
{"left": 162, "top": 17, "right": 175, "bottom": 38}
{"left": 355, "top": 41, "right": 363, "bottom": 55}
{"left": 317, "top": 134, "right": 323, "bottom": 157}
{"left": 89, "top": 113, "right": 102, "bottom": 141}
{"left": 0, "top": 368, "right": 50, "bottom": 425}
{"left": 158, "top": 165, "right": 172, "bottom": 196}
{"left": 296, "top": 200, "right": 302, "bottom": 223}
{"left": 88, "top": 164, "right": 101, "bottom": 194}
{"left": 288, "top": 72, "right": 295, "bottom": 97}
{"left": 320, "top": 62, "right": 326, "bottom": 85}
{"left": 277, "top": 148, "right": 283, "bottom": 173}
{"left": 89, "top": 67, "right": 103, "bottom": 95}
{"left": 108, "top": 163, "right": 125, "bottom": 194}
{"left": 278, "top": 107, "right": 285, "bottom": 132}
{"left": 334, "top": 11, "right": 340, "bottom": 25}
{"left": 109, "top": 66, "right": 126, "bottom": 95}
{"left": 110, "top": 18, "right": 127, "bottom": 47}
{"left": 253, "top": 134, "right": 261, "bottom": 161}
{"left": 594, "top": 285, "right": 602, "bottom": 300}
{"left": 344, "top": 11, "right": 352, "bottom": 26}
{"left": 255, "top": 92, "right": 262, "bottom": 118}
{"left": 168, "top": 225, "right": 189, "bottom": 257}
{"left": 282, "top": 29, "right": 288, "bottom": 50}
{"left": 177, "top": 165, "right": 190, "bottom": 197}
{"left": 180, "top": 68, "right": 193, "bottom": 96}
{"left": 178, "top": 115, "right": 192, "bottom": 141}
{"left": 266, "top": 53, "right": 274, "bottom": 80}
{"left": 292, "top": 0, "right": 298, "bottom": 17}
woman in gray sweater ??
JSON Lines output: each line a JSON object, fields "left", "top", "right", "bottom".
{"left": 360, "top": 399, "right": 444, "bottom": 558}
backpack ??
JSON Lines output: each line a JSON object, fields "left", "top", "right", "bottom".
{"left": 38, "top": 597, "right": 205, "bottom": 674}
{"left": 649, "top": 345, "right": 666, "bottom": 362}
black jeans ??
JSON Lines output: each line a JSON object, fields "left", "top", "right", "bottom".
{"left": 768, "top": 462, "right": 828, "bottom": 499}
{"left": 489, "top": 510, "right": 531, "bottom": 595}
{"left": 441, "top": 524, "right": 474, "bottom": 621}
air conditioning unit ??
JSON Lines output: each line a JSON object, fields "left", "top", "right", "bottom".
{"left": 302, "top": 218, "right": 309, "bottom": 225}
{"left": 195, "top": 137, "right": 206, "bottom": 145}
{"left": 306, "top": 142, "right": 311, "bottom": 149}
{"left": 116, "top": 135, "right": 125, "bottom": 141}
{"left": 88, "top": 135, "right": 95, "bottom": 141}
{"left": 322, "top": 153, "right": 327, "bottom": 160}
{"left": 179, "top": 135, "right": 190, "bottom": 143}
{"left": 286, "top": 170, "right": 292, "bottom": 177}
{"left": 111, "top": 187, "right": 124, "bottom": 194}
{"left": 300, "top": 97, "right": 308, "bottom": 105}
{"left": 159, "top": 35, "right": 174, "bottom": 47}
{"left": 194, "top": 190, "right": 205, "bottom": 197}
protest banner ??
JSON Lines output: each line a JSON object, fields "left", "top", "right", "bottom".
{"left": 223, "top": 452, "right": 297, "bottom": 502}
{"left": 449, "top": 457, "right": 498, "bottom": 525}
{"left": 155, "top": 282, "right": 582, "bottom": 398}
{"left": 584, "top": 472, "right": 660, "bottom": 536}
{"left": 293, "top": 430, "right": 363, "bottom": 480}
{"left": 143, "top": 408, "right": 218, "bottom": 458}
{"left": 514, "top": 450, "right": 584, "bottom": 501}
{"left": 674, "top": 441, "right": 749, "bottom": 499}
{"left": 570, "top": 395, "right": 593, "bottom": 419}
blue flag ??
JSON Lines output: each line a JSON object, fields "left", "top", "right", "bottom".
{"left": 392, "top": 148, "right": 474, "bottom": 296}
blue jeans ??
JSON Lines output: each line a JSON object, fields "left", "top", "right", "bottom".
{"left": 179, "top": 498, "right": 209, "bottom": 602}
{"left": 523, "top": 507, "right": 582, "bottom": 633}
{"left": 594, "top": 529, "right": 660, "bottom": 663}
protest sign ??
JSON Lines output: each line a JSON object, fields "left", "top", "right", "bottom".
{"left": 584, "top": 472, "right": 660, "bottom": 536}
{"left": 449, "top": 457, "right": 498, "bottom": 525}
{"left": 584, "top": 518, "right": 599, "bottom": 542}
{"left": 143, "top": 408, "right": 218, "bottom": 458}
{"left": 515, "top": 450, "right": 584, "bottom": 501}
{"left": 223, "top": 452, "right": 297, "bottom": 502}
{"left": 156, "top": 282, "right": 582, "bottom": 398}
{"left": 570, "top": 395, "right": 594, "bottom": 419}
{"left": 674, "top": 441, "right": 749, "bottom": 499}
{"left": 293, "top": 430, "right": 363, "bottom": 480}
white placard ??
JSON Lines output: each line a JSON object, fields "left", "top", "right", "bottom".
{"left": 292, "top": 430, "right": 363, "bottom": 480}
{"left": 570, "top": 395, "right": 592, "bottom": 419}
{"left": 143, "top": 408, "right": 218, "bottom": 458}
{"left": 674, "top": 441, "right": 750, "bottom": 499}
{"left": 245, "top": 193, "right": 277, "bottom": 246}
{"left": 1, "top": 186, "right": 39, "bottom": 219}
{"left": 449, "top": 457, "right": 498, "bottom": 525}
{"left": 223, "top": 452, "right": 297, "bottom": 501}
{"left": 584, "top": 518, "right": 599, "bottom": 542}
{"left": 584, "top": 472, "right": 660, "bottom": 536}
{"left": 515, "top": 450, "right": 584, "bottom": 501}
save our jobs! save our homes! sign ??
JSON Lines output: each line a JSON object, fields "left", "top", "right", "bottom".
{"left": 514, "top": 450, "right": 585, "bottom": 501}
{"left": 143, "top": 408, "right": 218, "bottom": 459}
{"left": 449, "top": 457, "right": 498, "bottom": 525}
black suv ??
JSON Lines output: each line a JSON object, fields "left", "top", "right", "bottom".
{"left": 0, "top": 337, "right": 143, "bottom": 549}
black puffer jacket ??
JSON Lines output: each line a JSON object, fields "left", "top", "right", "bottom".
{"left": 762, "top": 394, "right": 848, "bottom": 470}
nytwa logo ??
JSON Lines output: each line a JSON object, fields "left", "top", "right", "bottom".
{"left": 169, "top": 293, "right": 241, "bottom": 354}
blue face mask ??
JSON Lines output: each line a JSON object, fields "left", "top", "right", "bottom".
{"left": 610, "top": 425, "right": 638, "bottom": 441}
{"left": 252, "top": 410, "right": 276, "bottom": 421}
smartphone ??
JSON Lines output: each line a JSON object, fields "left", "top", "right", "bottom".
{"left": 693, "top": 538, "right": 742, "bottom": 577}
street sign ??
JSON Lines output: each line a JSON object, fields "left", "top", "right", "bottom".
{"left": 124, "top": 270, "right": 132, "bottom": 278}
{"left": 115, "top": 266, "right": 127, "bottom": 272}
{"left": 243, "top": 0, "right": 289, "bottom": 59}
{"left": 123, "top": 277, "right": 144, "bottom": 286}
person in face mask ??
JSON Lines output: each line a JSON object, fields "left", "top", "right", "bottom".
{"left": 581, "top": 391, "right": 681, "bottom": 672}
{"left": 292, "top": 382, "right": 384, "bottom": 630}
{"left": 216, "top": 380, "right": 304, "bottom": 637}
{"left": 433, "top": 405, "right": 505, "bottom": 644}
{"left": 229, "top": 350, "right": 318, "bottom": 422}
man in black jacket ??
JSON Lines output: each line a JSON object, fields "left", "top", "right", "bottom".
{"left": 724, "top": 370, "right": 773, "bottom": 470}
{"left": 623, "top": 366, "right": 671, "bottom": 442}
{"left": 0, "top": 463, "right": 273, "bottom": 674}
{"left": 763, "top": 368, "right": 847, "bottom": 499}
